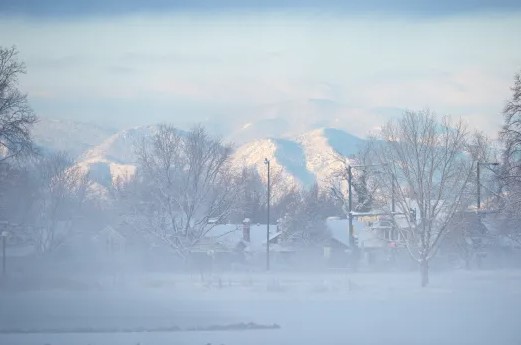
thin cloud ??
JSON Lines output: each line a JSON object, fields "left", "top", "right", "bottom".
{"left": 2, "top": 0, "right": 521, "bottom": 17}
{"left": 3, "top": 8, "right": 520, "bottom": 139}
{"left": 120, "top": 52, "right": 224, "bottom": 65}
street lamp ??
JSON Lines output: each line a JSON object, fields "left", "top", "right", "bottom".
{"left": 1, "top": 230, "right": 8, "bottom": 277}
{"left": 477, "top": 162, "right": 499, "bottom": 210}
{"left": 264, "top": 158, "right": 271, "bottom": 271}
{"left": 348, "top": 165, "right": 354, "bottom": 248}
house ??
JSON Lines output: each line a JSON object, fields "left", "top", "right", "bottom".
{"left": 190, "top": 219, "right": 294, "bottom": 269}
{"left": 325, "top": 217, "right": 382, "bottom": 267}
{"left": 479, "top": 212, "right": 521, "bottom": 267}
{"left": 325, "top": 216, "right": 411, "bottom": 268}
{"left": 93, "top": 225, "right": 127, "bottom": 255}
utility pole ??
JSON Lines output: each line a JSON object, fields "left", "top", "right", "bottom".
{"left": 1, "top": 231, "right": 7, "bottom": 277}
{"left": 347, "top": 163, "right": 390, "bottom": 266}
{"left": 348, "top": 165, "right": 354, "bottom": 246}
{"left": 391, "top": 177, "right": 395, "bottom": 214}
{"left": 264, "top": 158, "right": 271, "bottom": 271}
{"left": 391, "top": 175, "right": 396, "bottom": 239}
{"left": 2, "top": 236, "right": 5, "bottom": 276}
{"left": 347, "top": 165, "right": 360, "bottom": 270}
{"left": 475, "top": 162, "right": 499, "bottom": 269}
{"left": 477, "top": 162, "right": 481, "bottom": 210}
{"left": 477, "top": 162, "right": 499, "bottom": 210}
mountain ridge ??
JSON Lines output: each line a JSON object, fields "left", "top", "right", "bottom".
{"left": 33, "top": 117, "right": 365, "bottom": 190}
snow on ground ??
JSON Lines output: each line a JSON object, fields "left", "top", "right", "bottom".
{"left": 1, "top": 270, "right": 521, "bottom": 345}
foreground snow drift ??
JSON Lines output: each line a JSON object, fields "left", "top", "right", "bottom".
{"left": 1, "top": 270, "right": 521, "bottom": 345}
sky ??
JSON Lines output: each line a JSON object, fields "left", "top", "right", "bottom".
{"left": 1, "top": 0, "right": 521, "bottom": 138}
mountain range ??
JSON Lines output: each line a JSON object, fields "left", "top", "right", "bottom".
{"left": 32, "top": 117, "right": 366, "bottom": 191}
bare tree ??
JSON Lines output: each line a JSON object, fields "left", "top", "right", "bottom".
{"left": 370, "top": 110, "right": 474, "bottom": 287}
{"left": 227, "top": 166, "right": 265, "bottom": 223}
{"left": 30, "top": 152, "right": 90, "bottom": 253}
{"left": 327, "top": 147, "right": 384, "bottom": 217}
{"left": 278, "top": 184, "right": 331, "bottom": 247}
{"left": 500, "top": 71, "right": 521, "bottom": 217}
{"left": 131, "top": 124, "right": 236, "bottom": 257}
{"left": 0, "top": 162, "right": 35, "bottom": 224}
{"left": 446, "top": 132, "right": 500, "bottom": 269}
{"left": 0, "top": 46, "right": 37, "bottom": 162}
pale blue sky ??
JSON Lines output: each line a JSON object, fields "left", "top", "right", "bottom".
{"left": 1, "top": 1, "right": 520, "bottom": 137}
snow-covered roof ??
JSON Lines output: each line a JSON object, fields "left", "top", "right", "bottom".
{"left": 326, "top": 218, "right": 387, "bottom": 249}
{"left": 481, "top": 213, "right": 521, "bottom": 248}
{"left": 97, "top": 226, "right": 126, "bottom": 243}
{"left": 203, "top": 223, "right": 281, "bottom": 253}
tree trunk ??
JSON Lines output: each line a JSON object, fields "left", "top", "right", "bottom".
{"left": 420, "top": 259, "right": 429, "bottom": 287}
{"left": 464, "top": 247, "right": 471, "bottom": 270}
{"left": 476, "top": 254, "right": 483, "bottom": 270}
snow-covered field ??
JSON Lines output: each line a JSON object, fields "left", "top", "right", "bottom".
{"left": 1, "top": 270, "right": 521, "bottom": 345}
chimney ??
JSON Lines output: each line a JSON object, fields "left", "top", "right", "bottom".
{"left": 242, "top": 218, "right": 251, "bottom": 242}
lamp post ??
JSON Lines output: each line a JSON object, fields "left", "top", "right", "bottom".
{"left": 390, "top": 175, "right": 396, "bottom": 239}
{"left": 477, "top": 162, "right": 499, "bottom": 210}
{"left": 348, "top": 165, "right": 354, "bottom": 247}
{"left": 1, "top": 230, "right": 8, "bottom": 277}
{"left": 264, "top": 158, "right": 271, "bottom": 271}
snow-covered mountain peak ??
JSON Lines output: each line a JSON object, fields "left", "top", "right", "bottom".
{"left": 77, "top": 125, "right": 159, "bottom": 186}
{"left": 35, "top": 117, "right": 366, "bottom": 193}
{"left": 81, "top": 125, "right": 157, "bottom": 165}
{"left": 230, "top": 127, "right": 365, "bottom": 191}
